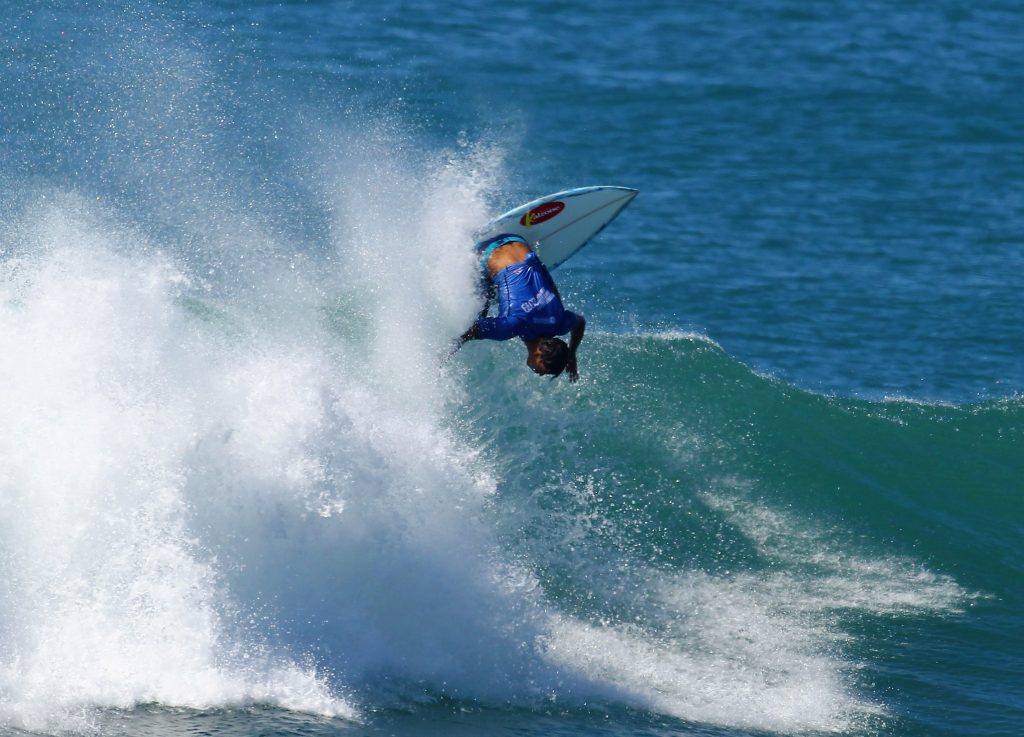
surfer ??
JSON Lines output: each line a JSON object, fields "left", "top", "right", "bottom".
{"left": 456, "top": 233, "right": 586, "bottom": 381}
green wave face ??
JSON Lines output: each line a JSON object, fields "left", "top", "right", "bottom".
{"left": 456, "top": 333, "right": 1021, "bottom": 732}
{"left": 472, "top": 333, "right": 1021, "bottom": 582}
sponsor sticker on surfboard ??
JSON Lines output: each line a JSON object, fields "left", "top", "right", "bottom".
{"left": 520, "top": 201, "right": 565, "bottom": 227}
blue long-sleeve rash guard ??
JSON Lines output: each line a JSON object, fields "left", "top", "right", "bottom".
{"left": 477, "top": 251, "right": 578, "bottom": 342}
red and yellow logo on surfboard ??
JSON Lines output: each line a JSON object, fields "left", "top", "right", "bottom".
{"left": 520, "top": 201, "right": 565, "bottom": 227}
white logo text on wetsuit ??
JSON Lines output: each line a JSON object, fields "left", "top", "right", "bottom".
{"left": 520, "top": 287, "right": 556, "bottom": 314}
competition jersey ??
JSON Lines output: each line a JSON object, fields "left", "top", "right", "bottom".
{"left": 477, "top": 252, "right": 578, "bottom": 342}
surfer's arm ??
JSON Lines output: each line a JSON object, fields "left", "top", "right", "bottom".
{"left": 452, "top": 288, "right": 495, "bottom": 351}
{"left": 474, "top": 315, "right": 521, "bottom": 341}
{"left": 456, "top": 312, "right": 519, "bottom": 345}
{"left": 566, "top": 314, "right": 585, "bottom": 383}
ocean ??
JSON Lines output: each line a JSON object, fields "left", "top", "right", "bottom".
{"left": 0, "top": 1, "right": 1021, "bottom": 736}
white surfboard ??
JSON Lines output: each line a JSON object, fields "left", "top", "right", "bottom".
{"left": 476, "top": 186, "right": 638, "bottom": 269}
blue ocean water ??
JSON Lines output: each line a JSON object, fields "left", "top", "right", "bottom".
{"left": 0, "top": 1, "right": 1021, "bottom": 736}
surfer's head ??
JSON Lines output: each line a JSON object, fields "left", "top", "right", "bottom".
{"left": 527, "top": 337, "right": 570, "bottom": 378}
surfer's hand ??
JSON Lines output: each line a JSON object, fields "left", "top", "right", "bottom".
{"left": 566, "top": 355, "right": 579, "bottom": 383}
{"left": 459, "top": 322, "right": 480, "bottom": 343}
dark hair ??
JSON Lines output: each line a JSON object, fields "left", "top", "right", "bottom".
{"left": 537, "top": 336, "right": 570, "bottom": 378}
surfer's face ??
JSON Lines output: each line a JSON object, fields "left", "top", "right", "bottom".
{"left": 526, "top": 344, "right": 551, "bottom": 376}
{"left": 527, "top": 352, "right": 547, "bottom": 375}
{"left": 526, "top": 338, "right": 569, "bottom": 378}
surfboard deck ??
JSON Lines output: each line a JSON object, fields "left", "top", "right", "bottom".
{"left": 476, "top": 186, "right": 638, "bottom": 269}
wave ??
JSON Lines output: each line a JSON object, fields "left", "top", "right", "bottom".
{"left": 3, "top": 147, "right": 1020, "bottom": 735}
{"left": 454, "top": 332, "right": 1018, "bottom": 731}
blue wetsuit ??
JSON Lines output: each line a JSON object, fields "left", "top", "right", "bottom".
{"left": 474, "top": 234, "right": 578, "bottom": 342}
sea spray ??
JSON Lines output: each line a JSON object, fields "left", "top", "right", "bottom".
{"left": 0, "top": 198, "right": 354, "bottom": 731}
{"left": 0, "top": 132, "right": 579, "bottom": 731}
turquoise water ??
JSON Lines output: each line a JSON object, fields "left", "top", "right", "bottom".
{"left": 1, "top": 2, "right": 1021, "bottom": 736}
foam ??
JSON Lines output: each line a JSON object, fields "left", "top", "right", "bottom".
{"left": 700, "top": 490, "right": 973, "bottom": 615}
{"left": 502, "top": 472, "right": 883, "bottom": 733}
{"left": 542, "top": 578, "right": 882, "bottom": 734}
{"left": 0, "top": 202, "right": 358, "bottom": 733}
{"left": 646, "top": 329, "right": 724, "bottom": 349}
